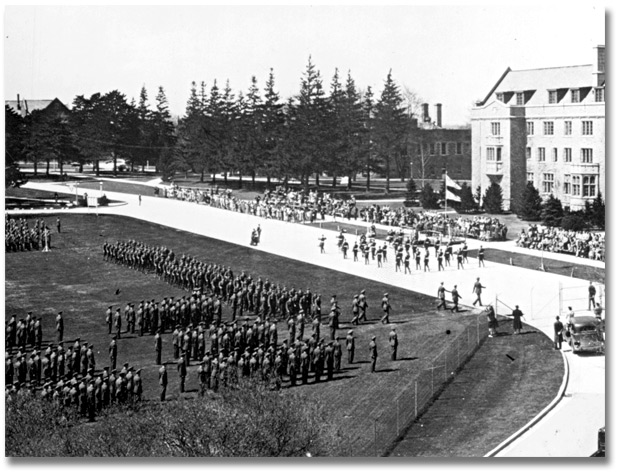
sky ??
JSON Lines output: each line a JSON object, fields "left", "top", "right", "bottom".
{"left": 2, "top": 3, "right": 607, "bottom": 127}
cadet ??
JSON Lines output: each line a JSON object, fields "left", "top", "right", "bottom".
{"left": 109, "top": 336, "right": 117, "bottom": 370}
{"left": 155, "top": 331, "right": 162, "bottom": 365}
{"left": 478, "top": 246, "right": 485, "bottom": 267}
{"left": 472, "top": 277, "right": 486, "bottom": 306}
{"left": 346, "top": 330, "right": 355, "bottom": 364}
{"left": 369, "top": 336, "right": 378, "bottom": 373}
{"left": 450, "top": 286, "right": 462, "bottom": 313}
{"left": 177, "top": 354, "right": 187, "bottom": 393}
{"left": 389, "top": 327, "right": 399, "bottom": 361}
{"left": 158, "top": 364, "right": 168, "bottom": 401}
{"left": 380, "top": 293, "right": 391, "bottom": 324}
{"left": 56, "top": 311, "right": 64, "bottom": 342}
{"left": 437, "top": 282, "right": 447, "bottom": 310}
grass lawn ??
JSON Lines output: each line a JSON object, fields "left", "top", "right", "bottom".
{"left": 5, "top": 212, "right": 565, "bottom": 456}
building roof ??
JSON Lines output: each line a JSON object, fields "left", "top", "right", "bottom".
{"left": 495, "top": 64, "right": 594, "bottom": 93}
{"left": 5, "top": 98, "right": 69, "bottom": 118}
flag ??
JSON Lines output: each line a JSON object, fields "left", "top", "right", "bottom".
{"left": 445, "top": 173, "right": 462, "bottom": 191}
{"left": 446, "top": 189, "right": 461, "bottom": 202}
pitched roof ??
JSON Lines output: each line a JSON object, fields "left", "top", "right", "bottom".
{"left": 495, "top": 64, "right": 594, "bottom": 93}
{"left": 5, "top": 98, "right": 69, "bottom": 118}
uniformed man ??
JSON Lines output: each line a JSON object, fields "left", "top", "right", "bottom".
{"left": 177, "top": 354, "right": 187, "bottom": 393}
{"left": 114, "top": 308, "right": 122, "bottom": 339}
{"left": 369, "top": 336, "right": 378, "bottom": 373}
{"left": 389, "top": 327, "right": 399, "bottom": 361}
{"left": 346, "top": 330, "right": 355, "bottom": 364}
{"left": 108, "top": 337, "right": 117, "bottom": 370}
{"left": 423, "top": 249, "right": 430, "bottom": 272}
{"left": 56, "top": 311, "right": 64, "bottom": 343}
{"left": 155, "top": 331, "right": 162, "bottom": 365}
{"left": 478, "top": 246, "right": 485, "bottom": 267}
{"left": 437, "top": 249, "right": 444, "bottom": 271}
{"left": 451, "top": 285, "right": 462, "bottom": 313}
{"left": 380, "top": 293, "right": 391, "bottom": 324}
{"left": 437, "top": 282, "right": 447, "bottom": 310}
{"left": 158, "top": 364, "right": 167, "bottom": 401}
{"left": 472, "top": 277, "right": 486, "bottom": 306}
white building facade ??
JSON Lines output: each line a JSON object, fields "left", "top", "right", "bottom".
{"left": 471, "top": 46, "right": 605, "bottom": 211}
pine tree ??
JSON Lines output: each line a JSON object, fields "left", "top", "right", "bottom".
{"left": 592, "top": 192, "right": 605, "bottom": 229}
{"left": 540, "top": 194, "right": 564, "bottom": 227}
{"left": 482, "top": 182, "right": 504, "bottom": 214}
{"left": 458, "top": 182, "right": 477, "bottom": 213}
{"left": 261, "top": 68, "right": 285, "bottom": 188}
{"left": 362, "top": 86, "right": 376, "bottom": 192}
{"left": 420, "top": 183, "right": 439, "bottom": 209}
{"left": 152, "top": 86, "right": 177, "bottom": 180}
{"left": 516, "top": 181, "right": 542, "bottom": 221}
{"left": 374, "top": 70, "right": 407, "bottom": 192}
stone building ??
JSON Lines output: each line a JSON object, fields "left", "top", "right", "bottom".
{"left": 471, "top": 45, "right": 605, "bottom": 210}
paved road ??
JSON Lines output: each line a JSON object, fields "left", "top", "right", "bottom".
{"left": 14, "top": 181, "right": 606, "bottom": 457}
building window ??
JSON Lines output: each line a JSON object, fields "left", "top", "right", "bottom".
{"left": 538, "top": 147, "right": 546, "bottom": 162}
{"left": 543, "top": 121, "right": 554, "bottom": 135}
{"left": 582, "top": 176, "right": 596, "bottom": 197}
{"left": 456, "top": 142, "right": 463, "bottom": 155}
{"left": 581, "top": 148, "right": 593, "bottom": 163}
{"left": 595, "top": 88, "right": 605, "bottom": 102}
{"left": 496, "top": 147, "right": 502, "bottom": 161}
{"left": 486, "top": 147, "right": 495, "bottom": 161}
{"left": 527, "top": 172, "right": 534, "bottom": 184}
{"left": 542, "top": 173, "right": 554, "bottom": 193}
{"left": 564, "top": 121, "right": 572, "bottom": 135}
{"left": 527, "top": 121, "right": 534, "bottom": 135}
{"left": 516, "top": 92, "right": 524, "bottom": 105}
{"left": 571, "top": 89, "right": 580, "bottom": 103}
{"left": 572, "top": 176, "right": 581, "bottom": 196}
{"left": 553, "top": 148, "right": 558, "bottom": 162}
{"left": 436, "top": 143, "right": 441, "bottom": 155}
{"left": 491, "top": 122, "right": 501, "bottom": 136}
{"left": 563, "top": 175, "right": 571, "bottom": 195}
{"left": 563, "top": 148, "right": 572, "bottom": 163}
{"left": 548, "top": 90, "right": 557, "bottom": 104}
{"left": 582, "top": 121, "right": 593, "bottom": 135}
{"left": 526, "top": 147, "right": 531, "bottom": 160}
{"left": 496, "top": 93, "right": 503, "bottom": 102}
{"left": 429, "top": 143, "right": 435, "bottom": 155}
{"left": 441, "top": 142, "right": 447, "bottom": 155}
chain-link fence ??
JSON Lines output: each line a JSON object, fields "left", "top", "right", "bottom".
{"left": 344, "top": 313, "right": 488, "bottom": 456}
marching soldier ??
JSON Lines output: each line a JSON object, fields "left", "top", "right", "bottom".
{"left": 369, "top": 336, "right": 378, "bottom": 373}
{"left": 158, "top": 364, "right": 167, "bottom": 401}
{"left": 346, "top": 330, "right": 355, "bottom": 364}
{"left": 389, "top": 327, "right": 399, "bottom": 361}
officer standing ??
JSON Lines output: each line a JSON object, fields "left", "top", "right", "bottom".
{"left": 177, "top": 354, "right": 187, "bottom": 393}
{"left": 389, "top": 327, "right": 399, "bottom": 361}
{"left": 478, "top": 246, "right": 485, "bottom": 267}
{"left": 437, "top": 282, "right": 447, "bottom": 310}
{"left": 380, "top": 293, "right": 391, "bottom": 324}
{"left": 155, "top": 331, "right": 162, "bottom": 365}
{"left": 108, "top": 336, "right": 117, "bottom": 371}
{"left": 158, "top": 364, "right": 167, "bottom": 401}
{"left": 56, "top": 311, "right": 64, "bottom": 343}
{"left": 369, "top": 336, "right": 378, "bottom": 373}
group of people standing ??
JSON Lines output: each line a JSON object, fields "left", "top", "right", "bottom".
{"left": 5, "top": 216, "right": 57, "bottom": 252}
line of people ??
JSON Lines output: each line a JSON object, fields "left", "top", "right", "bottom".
{"left": 516, "top": 225, "right": 605, "bottom": 261}
{"left": 5, "top": 215, "right": 58, "bottom": 252}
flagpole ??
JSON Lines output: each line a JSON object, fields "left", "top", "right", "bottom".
{"left": 444, "top": 168, "right": 448, "bottom": 216}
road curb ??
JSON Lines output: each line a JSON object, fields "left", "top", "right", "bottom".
{"left": 484, "top": 347, "right": 570, "bottom": 457}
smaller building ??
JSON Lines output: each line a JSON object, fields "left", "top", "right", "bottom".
{"left": 407, "top": 103, "right": 471, "bottom": 188}
{"left": 5, "top": 95, "right": 70, "bottom": 119}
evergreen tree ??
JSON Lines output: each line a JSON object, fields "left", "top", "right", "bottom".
{"left": 482, "top": 181, "right": 504, "bottom": 214}
{"left": 405, "top": 178, "right": 417, "bottom": 206}
{"left": 326, "top": 68, "right": 347, "bottom": 187}
{"left": 261, "top": 68, "right": 286, "bottom": 187}
{"left": 475, "top": 185, "right": 482, "bottom": 207}
{"left": 362, "top": 86, "right": 376, "bottom": 192}
{"left": 152, "top": 86, "right": 177, "bottom": 180}
{"left": 458, "top": 182, "right": 477, "bottom": 213}
{"left": 420, "top": 183, "right": 439, "bottom": 209}
{"left": 373, "top": 70, "right": 408, "bottom": 192}
{"left": 541, "top": 194, "right": 564, "bottom": 227}
{"left": 591, "top": 192, "right": 605, "bottom": 229}
{"left": 515, "top": 181, "right": 542, "bottom": 221}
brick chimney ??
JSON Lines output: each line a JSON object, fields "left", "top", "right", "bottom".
{"left": 435, "top": 103, "right": 442, "bottom": 128}
{"left": 421, "top": 103, "right": 430, "bottom": 122}
{"left": 17, "top": 94, "right": 21, "bottom": 110}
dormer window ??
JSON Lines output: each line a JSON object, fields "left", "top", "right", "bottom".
{"left": 548, "top": 90, "right": 558, "bottom": 104}
{"left": 496, "top": 93, "right": 504, "bottom": 103}
{"left": 595, "top": 88, "right": 605, "bottom": 102}
{"left": 516, "top": 92, "right": 524, "bottom": 105}
{"left": 570, "top": 89, "right": 580, "bottom": 103}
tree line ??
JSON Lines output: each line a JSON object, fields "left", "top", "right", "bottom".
{"left": 6, "top": 57, "right": 427, "bottom": 192}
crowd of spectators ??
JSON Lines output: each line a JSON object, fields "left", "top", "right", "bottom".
{"left": 516, "top": 225, "right": 605, "bottom": 261}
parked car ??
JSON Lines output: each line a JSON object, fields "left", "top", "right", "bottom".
{"left": 566, "top": 316, "right": 605, "bottom": 354}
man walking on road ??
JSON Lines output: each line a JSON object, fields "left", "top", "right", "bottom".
{"left": 437, "top": 282, "right": 447, "bottom": 310}
{"left": 450, "top": 286, "right": 462, "bottom": 313}
{"left": 472, "top": 277, "right": 486, "bottom": 306}
{"left": 588, "top": 282, "right": 596, "bottom": 310}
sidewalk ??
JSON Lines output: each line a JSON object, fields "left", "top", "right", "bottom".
{"left": 16, "top": 181, "right": 606, "bottom": 457}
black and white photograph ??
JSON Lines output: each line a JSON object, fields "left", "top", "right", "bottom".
{"left": 3, "top": 3, "right": 607, "bottom": 459}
